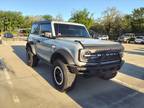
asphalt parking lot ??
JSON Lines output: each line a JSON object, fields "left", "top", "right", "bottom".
{"left": 0, "top": 41, "right": 144, "bottom": 108}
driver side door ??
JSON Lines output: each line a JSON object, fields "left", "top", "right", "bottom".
{"left": 36, "top": 23, "right": 53, "bottom": 62}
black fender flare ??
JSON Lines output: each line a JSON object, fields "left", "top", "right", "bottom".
{"left": 51, "top": 49, "right": 75, "bottom": 65}
{"left": 26, "top": 41, "right": 36, "bottom": 55}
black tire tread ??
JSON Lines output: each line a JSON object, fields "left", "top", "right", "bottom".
{"left": 26, "top": 47, "right": 38, "bottom": 67}
{"left": 100, "top": 72, "right": 117, "bottom": 80}
{"left": 53, "top": 60, "right": 76, "bottom": 92}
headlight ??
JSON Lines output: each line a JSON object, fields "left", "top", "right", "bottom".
{"left": 79, "top": 49, "right": 91, "bottom": 62}
{"left": 79, "top": 49, "right": 98, "bottom": 62}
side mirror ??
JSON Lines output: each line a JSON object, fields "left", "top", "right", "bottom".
{"left": 40, "top": 31, "right": 52, "bottom": 38}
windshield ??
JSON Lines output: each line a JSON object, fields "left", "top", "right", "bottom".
{"left": 102, "top": 35, "right": 108, "bottom": 37}
{"left": 137, "top": 36, "right": 143, "bottom": 39}
{"left": 54, "top": 23, "right": 90, "bottom": 38}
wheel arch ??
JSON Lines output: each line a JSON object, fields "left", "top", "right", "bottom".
{"left": 26, "top": 41, "right": 36, "bottom": 55}
{"left": 51, "top": 49, "right": 75, "bottom": 65}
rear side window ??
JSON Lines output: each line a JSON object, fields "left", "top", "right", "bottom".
{"left": 31, "top": 24, "right": 39, "bottom": 34}
{"left": 137, "top": 37, "right": 143, "bottom": 39}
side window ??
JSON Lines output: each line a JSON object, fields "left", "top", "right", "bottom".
{"left": 31, "top": 24, "right": 39, "bottom": 35}
{"left": 40, "top": 23, "right": 52, "bottom": 37}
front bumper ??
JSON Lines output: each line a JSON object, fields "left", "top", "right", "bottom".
{"left": 68, "top": 60, "right": 124, "bottom": 75}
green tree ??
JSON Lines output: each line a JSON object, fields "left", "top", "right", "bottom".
{"left": 0, "top": 11, "right": 24, "bottom": 32}
{"left": 90, "top": 19, "right": 105, "bottom": 34}
{"left": 131, "top": 7, "right": 144, "bottom": 33}
{"left": 102, "top": 7, "right": 123, "bottom": 39}
{"left": 122, "top": 15, "right": 132, "bottom": 33}
{"left": 43, "top": 15, "right": 53, "bottom": 21}
{"left": 22, "top": 16, "right": 43, "bottom": 28}
{"left": 69, "top": 9, "right": 94, "bottom": 29}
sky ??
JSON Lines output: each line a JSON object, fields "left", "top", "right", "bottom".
{"left": 0, "top": 0, "right": 144, "bottom": 20}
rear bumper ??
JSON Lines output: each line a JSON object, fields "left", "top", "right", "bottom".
{"left": 68, "top": 60, "right": 124, "bottom": 75}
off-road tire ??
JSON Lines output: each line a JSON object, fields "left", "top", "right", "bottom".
{"left": 100, "top": 72, "right": 117, "bottom": 80}
{"left": 52, "top": 60, "right": 76, "bottom": 92}
{"left": 26, "top": 47, "right": 39, "bottom": 67}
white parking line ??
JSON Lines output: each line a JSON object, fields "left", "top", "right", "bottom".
{"left": 113, "top": 78, "right": 144, "bottom": 93}
{"left": 3, "top": 68, "right": 20, "bottom": 104}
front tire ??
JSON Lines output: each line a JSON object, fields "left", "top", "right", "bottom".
{"left": 100, "top": 72, "right": 117, "bottom": 80}
{"left": 52, "top": 60, "right": 76, "bottom": 92}
{"left": 26, "top": 47, "right": 39, "bottom": 67}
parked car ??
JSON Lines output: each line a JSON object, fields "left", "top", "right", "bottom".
{"left": 18, "top": 29, "right": 31, "bottom": 37}
{"left": 127, "top": 37, "right": 136, "bottom": 43}
{"left": 118, "top": 33, "right": 135, "bottom": 43}
{"left": 26, "top": 21, "right": 124, "bottom": 91}
{"left": 135, "top": 36, "right": 144, "bottom": 44}
{"left": 4, "top": 32, "right": 13, "bottom": 38}
{"left": 18, "top": 29, "right": 27, "bottom": 37}
{"left": 97, "top": 35, "right": 109, "bottom": 40}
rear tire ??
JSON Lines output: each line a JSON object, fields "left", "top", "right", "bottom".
{"left": 26, "top": 47, "right": 39, "bottom": 67}
{"left": 100, "top": 72, "right": 117, "bottom": 80}
{"left": 52, "top": 60, "right": 76, "bottom": 92}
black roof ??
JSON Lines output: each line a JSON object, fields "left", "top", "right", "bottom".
{"left": 32, "top": 20, "right": 51, "bottom": 24}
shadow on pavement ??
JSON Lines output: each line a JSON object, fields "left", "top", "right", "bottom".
{"left": 11, "top": 45, "right": 144, "bottom": 108}
{"left": 11, "top": 45, "right": 54, "bottom": 86}
{"left": 119, "top": 63, "right": 144, "bottom": 80}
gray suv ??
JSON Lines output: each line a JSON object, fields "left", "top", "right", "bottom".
{"left": 26, "top": 21, "right": 124, "bottom": 91}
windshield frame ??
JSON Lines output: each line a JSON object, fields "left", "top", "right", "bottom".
{"left": 52, "top": 22, "right": 91, "bottom": 38}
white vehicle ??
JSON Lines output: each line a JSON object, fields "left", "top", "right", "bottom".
{"left": 98, "top": 35, "right": 109, "bottom": 40}
{"left": 118, "top": 33, "right": 135, "bottom": 43}
{"left": 26, "top": 21, "right": 124, "bottom": 91}
{"left": 135, "top": 36, "right": 144, "bottom": 44}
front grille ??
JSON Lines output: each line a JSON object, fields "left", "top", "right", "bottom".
{"left": 88, "top": 50, "right": 121, "bottom": 63}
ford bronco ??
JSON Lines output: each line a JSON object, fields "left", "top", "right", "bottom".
{"left": 26, "top": 21, "right": 124, "bottom": 91}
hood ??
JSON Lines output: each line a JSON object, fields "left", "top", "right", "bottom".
{"left": 58, "top": 37, "right": 119, "bottom": 46}
{"left": 58, "top": 37, "right": 123, "bottom": 50}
